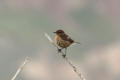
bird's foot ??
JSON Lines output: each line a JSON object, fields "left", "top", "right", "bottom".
{"left": 58, "top": 49, "right": 62, "bottom": 53}
{"left": 62, "top": 54, "right": 66, "bottom": 58}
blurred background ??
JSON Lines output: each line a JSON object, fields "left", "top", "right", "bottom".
{"left": 0, "top": 0, "right": 120, "bottom": 80}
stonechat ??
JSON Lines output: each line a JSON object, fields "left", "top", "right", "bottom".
{"left": 54, "top": 29, "right": 80, "bottom": 57}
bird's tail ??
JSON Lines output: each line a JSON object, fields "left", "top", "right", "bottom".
{"left": 74, "top": 42, "right": 81, "bottom": 44}
{"left": 72, "top": 42, "right": 81, "bottom": 46}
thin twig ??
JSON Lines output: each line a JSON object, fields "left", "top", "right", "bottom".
{"left": 11, "top": 57, "right": 31, "bottom": 80}
{"left": 45, "top": 33, "right": 86, "bottom": 80}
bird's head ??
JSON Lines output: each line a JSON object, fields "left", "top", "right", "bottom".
{"left": 54, "top": 30, "right": 65, "bottom": 35}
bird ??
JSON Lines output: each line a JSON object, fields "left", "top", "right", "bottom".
{"left": 54, "top": 29, "right": 80, "bottom": 57}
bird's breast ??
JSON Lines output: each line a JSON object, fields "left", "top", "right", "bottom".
{"left": 55, "top": 35, "right": 71, "bottom": 48}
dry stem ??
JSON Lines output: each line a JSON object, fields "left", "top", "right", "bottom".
{"left": 11, "top": 57, "right": 30, "bottom": 80}
{"left": 45, "top": 33, "right": 86, "bottom": 80}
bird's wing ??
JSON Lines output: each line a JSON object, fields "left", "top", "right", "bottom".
{"left": 61, "top": 34, "right": 74, "bottom": 43}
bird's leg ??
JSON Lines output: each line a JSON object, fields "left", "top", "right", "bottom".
{"left": 58, "top": 48, "right": 61, "bottom": 52}
{"left": 57, "top": 48, "right": 63, "bottom": 53}
{"left": 62, "top": 48, "right": 67, "bottom": 58}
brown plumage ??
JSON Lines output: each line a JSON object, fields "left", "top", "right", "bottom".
{"left": 54, "top": 29, "right": 78, "bottom": 57}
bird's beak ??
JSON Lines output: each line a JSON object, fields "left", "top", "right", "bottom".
{"left": 53, "top": 32, "right": 56, "bottom": 33}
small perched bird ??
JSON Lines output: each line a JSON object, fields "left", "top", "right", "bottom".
{"left": 54, "top": 29, "right": 80, "bottom": 57}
